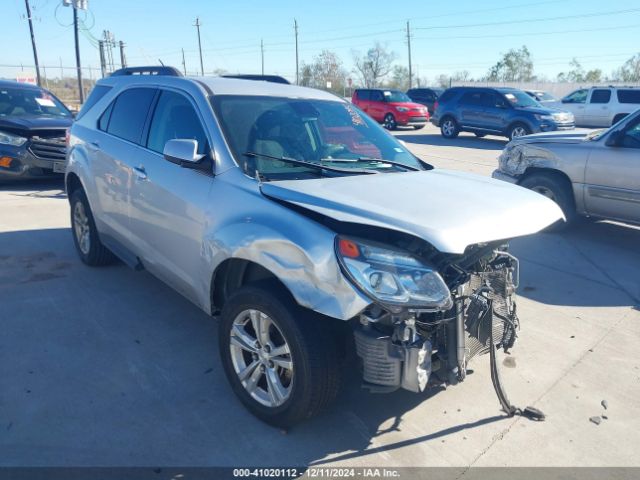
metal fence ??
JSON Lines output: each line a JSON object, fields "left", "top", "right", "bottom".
{"left": 449, "top": 81, "right": 639, "bottom": 98}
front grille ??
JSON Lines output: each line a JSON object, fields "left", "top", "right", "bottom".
{"left": 28, "top": 136, "right": 67, "bottom": 161}
{"left": 408, "top": 116, "right": 427, "bottom": 122}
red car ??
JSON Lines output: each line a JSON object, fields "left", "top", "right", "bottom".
{"left": 351, "top": 88, "right": 430, "bottom": 130}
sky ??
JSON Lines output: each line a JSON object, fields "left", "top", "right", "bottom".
{"left": 4, "top": 0, "right": 640, "bottom": 84}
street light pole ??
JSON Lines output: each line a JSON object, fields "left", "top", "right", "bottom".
{"left": 24, "top": 0, "right": 42, "bottom": 86}
{"left": 194, "top": 17, "right": 204, "bottom": 76}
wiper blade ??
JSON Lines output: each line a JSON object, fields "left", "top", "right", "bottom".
{"left": 355, "top": 157, "right": 420, "bottom": 171}
{"left": 244, "top": 152, "right": 377, "bottom": 175}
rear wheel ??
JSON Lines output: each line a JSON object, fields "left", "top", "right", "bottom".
{"left": 383, "top": 113, "right": 397, "bottom": 130}
{"left": 413, "top": 125, "right": 425, "bottom": 130}
{"left": 474, "top": 133, "right": 486, "bottom": 138}
{"left": 70, "top": 189, "right": 116, "bottom": 266}
{"left": 440, "top": 117, "right": 459, "bottom": 138}
{"left": 520, "top": 172, "right": 576, "bottom": 230}
{"left": 218, "top": 283, "right": 343, "bottom": 427}
{"left": 508, "top": 123, "right": 530, "bottom": 141}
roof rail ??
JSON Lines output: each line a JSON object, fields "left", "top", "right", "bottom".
{"left": 111, "top": 66, "right": 183, "bottom": 77}
{"left": 222, "top": 74, "right": 290, "bottom": 84}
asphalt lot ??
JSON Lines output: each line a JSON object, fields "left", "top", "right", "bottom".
{"left": 1, "top": 124, "right": 639, "bottom": 468}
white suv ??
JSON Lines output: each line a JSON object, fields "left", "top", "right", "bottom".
{"left": 559, "top": 86, "right": 640, "bottom": 127}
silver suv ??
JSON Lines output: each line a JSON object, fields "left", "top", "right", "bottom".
{"left": 66, "top": 67, "right": 561, "bottom": 427}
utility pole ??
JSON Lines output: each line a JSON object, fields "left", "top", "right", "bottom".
{"left": 260, "top": 39, "right": 264, "bottom": 75}
{"left": 406, "top": 20, "right": 412, "bottom": 89}
{"left": 73, "top": 7, "right": 84, "bottom": 103}
{"left": 98, "top": 40, "right": 106, "bottom": 77}
{"left": 119, "top": 40, "right": 127, "bottom": 68}
{"left": 194, "top": 17, "right": 204, "bottom": 76}
{"left": 181, "top": 48, "right": 187, "bottom": 75}
{"left": 24, "top": 0, "right": 42, "bottom": 86}
{"left": 294, "top": 19, "right": 299, "bottom": 85}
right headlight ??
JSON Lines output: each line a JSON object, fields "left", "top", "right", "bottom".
{"left": 0, "top": 130, "right": 27, "bottom": 147}
{"left": 335, "top": 236, "right": 452, "bottom": 311}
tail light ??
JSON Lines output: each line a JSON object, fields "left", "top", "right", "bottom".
{"left": 433, "top": 100, "right": 439, "bottom": 112}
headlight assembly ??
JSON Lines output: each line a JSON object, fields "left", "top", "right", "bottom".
{"left": 395, "top": 106, "right": 409, "bottom": 112}
{"left": 534, "top": 114, "right": 554, "bottom": 122}
{"left": 0, "top": 130, "right": 27, "bottom": 147}
{"left": 335, "top": 237, "right": 453, "bottom": 311}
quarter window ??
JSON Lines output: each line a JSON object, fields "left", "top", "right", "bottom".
{"left": 617, "top": 89, "right": 640, "bottom": 104}
{"left": 105, "top": 88, "right": 157, "bottom": 144}
{"left": 590, "top": 89, "right": 611, "bottom": 104}
{"left": 146, "top": 90, "right": 208, "bottom": 155}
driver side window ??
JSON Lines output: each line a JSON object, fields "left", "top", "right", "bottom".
{"left": 621, "top": 118, "right": 640, "bottom": 149}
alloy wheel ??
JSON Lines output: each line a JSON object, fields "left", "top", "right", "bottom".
{"left": 73, "top": 201, "right": 91, "bottom": 255}
{"left": 442, "top": 120, "right": 455, "bottom": 137}
{"left": 511, "top": 126, "right": 528, "bottom": 139}
{"left": 229, "top": 309, "right": 293, "bottom": 408}
{"left": 384, "top": 114, "right": 397, "bottom": 130}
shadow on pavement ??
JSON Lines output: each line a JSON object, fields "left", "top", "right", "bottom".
{"left": 395, "top": 131, "right": 507, "bottom": 151}
{"left": 1, "top": 177, "right": 66, "bottom": 199}
{"left": 512, "top": 220, "right": 640, "bottom": 307}
{"left": 1, "top": 227, "right": 508, "bottom": 467}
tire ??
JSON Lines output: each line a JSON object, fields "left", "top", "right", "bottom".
{"left": 474, "top": 133, "right": 486, "bottom": 138}
{"left": 218, "top": 283, "right": 343, "bottom": 428}
{"left": 413, "top": 125, "right": 425, "bottom": 130}
{"left": 70, "top": 189, "right": 117, "bottom": 266}
{"left": 440, "top": 117, "right": 459, "bottom": 138}
{"left": 383, "top": 113, "right": 397, "bottom": 130}
{"left": 508, "top": 123, "right": 531, "bottom": 141}
{"left": 519, "top": 172, "right": 576, "bottom": 231}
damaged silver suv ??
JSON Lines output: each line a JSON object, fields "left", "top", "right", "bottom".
{"left": 66, "top": 67, "right": 562, "bottom": 427}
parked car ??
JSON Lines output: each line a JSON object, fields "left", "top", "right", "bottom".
{"left": 66, "top": 66, "right": 561, "bottom": 427}
{"left": 406, "top": 87, "right": 444, "bottom": 115}
{"left": 352, "top": 88, "right": 429, "bottom": 129}
{"left": 432, "top": 87, "right": 575, "bottom": 141}
{"left": 493, "top": 109, "right": 640, "bottom": 228}
{"left": 557, "top": 86, "right": 640, "bottom": 127}
{"left": 524, "top": 90, "right": 558, "bottom": 106}
{"left": 0, "top": 79, "right": 73, "bottom": 180}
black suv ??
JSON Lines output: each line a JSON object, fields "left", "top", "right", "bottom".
{"left": 406, "top": 87, "right": 443, "bottom": 115}
{"left": 0, "top": 80, "right": 73, "bottom": 180}
{"left": 431, "top": 87, "right": 575, "bottom": 141}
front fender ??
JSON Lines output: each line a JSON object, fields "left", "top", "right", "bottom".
{"left": 202, "top": 219, "right": 371, "bottom": 321}
{"left": 498, "top": 143, "right": 563, "bottom": 176}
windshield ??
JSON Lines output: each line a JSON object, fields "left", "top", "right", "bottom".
{"left": 536, "top": 92, "right": 556, "bottom": 101}
{"left": 0, "top": 87, "right": 71, "bottom": 118}
{"left": 211, "top": 95, "right": 424, "bottom": 180}
{"left": 382, "top": 90, "right": 412, "bottom": 103}
{"left": 502, "top": 90, "right": 541, "bottom": 108}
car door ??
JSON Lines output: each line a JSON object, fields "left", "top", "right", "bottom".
{"left": 584, "top": 114, "right": 640, "bottom": 223}
{"left": 368, "top": 90, "right": 386, "bottom": 121}
{"left": 127, "top": 88, "right": 214, "bottom": 306}
{"left": 90, "top": 87, "right": 157, "bottom": 252}
{"left": 584, "top": 89, "right": 612, "bottom": 127}
{"left": 481, "top": 91, "right": 509, "bottom": 132}
{"left": 457, "top": 91, "right": 485, "bottom": 128}
{"left": 560, "top": 89, "right": 588, "bottom": 125}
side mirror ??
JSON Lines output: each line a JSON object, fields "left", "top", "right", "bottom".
{"left": 163, "top": 139, "right": 211, "bottom": 171}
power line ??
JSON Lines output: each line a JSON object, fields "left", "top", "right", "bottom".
{"left": 413, "top": 7, "right": 640, "bottom": 30}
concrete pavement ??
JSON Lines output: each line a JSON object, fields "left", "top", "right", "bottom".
{"left": 1, "top": 131, "right": 639, "bottom": 468}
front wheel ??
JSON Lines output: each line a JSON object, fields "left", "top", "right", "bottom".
{"left": 218, "top": 283, "right": 343, "bottom": 427}
{"left": 413, "top": 125, "right": 425, "bottom": 130}
{"left": 70, "top": 189, "right": 116, "bottom": 266}
{"left": 383, "top": 113, "right": 397, "bottom": 130}
{"left": 508, "top": 123, "right": 531, "bottom": 141}
{"left": 519, "top": 173, "right": 576, "bottom": 230}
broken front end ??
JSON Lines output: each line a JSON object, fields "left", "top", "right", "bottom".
{"left": 337, "top": 237, "right": 520, "bottom": 394}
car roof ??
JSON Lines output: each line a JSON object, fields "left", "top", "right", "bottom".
{"left": 98, "top": 74, "right": 342, "bottom": 101}
{"left": 0, "top": 79, "right": 42, "bottom": 90}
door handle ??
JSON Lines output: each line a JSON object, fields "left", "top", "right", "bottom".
{"left": 133, "top": 165, "right": 147, "bottom": 180}
{"left": 87, "top": 141, "right": 100, "bottom": 151}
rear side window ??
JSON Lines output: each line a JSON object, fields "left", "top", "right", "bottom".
{"left": 437, "top": 89, "right": 456, "bottom": 103}
{"left": 76, "top": 85, "right": 111, "bottom": 120}
{"left": 105, "top": 88, "right": 157, "bottom": 144}
{"left": 590, "top": 89, "right": 611, "bottom": 104}
{"left": 356, "top": 90, "right": 370, "bottom": 101}
{"left": 459, "top": 91, "right": 483, "bottom": 106}
{"left": 146, "top": 90, "right": 208, "bottom": 155}
{"left": 617, "top": 90, "right": 640, "bottom": 104}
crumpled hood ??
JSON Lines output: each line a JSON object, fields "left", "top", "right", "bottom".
{"left": 0, "top": 115, "right": 72, "bottom": 136}
{"left": 260, "top": 169, "right": 564, "bottom": 254}
{"left": 510, "top": 129, "right": 590, "bottom": 145}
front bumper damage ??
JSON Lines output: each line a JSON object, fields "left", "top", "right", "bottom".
{"left": 352, "top": 244, "right": 544, "bottom": 419}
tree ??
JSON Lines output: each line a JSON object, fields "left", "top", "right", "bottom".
{"left": 557, "top": 58, "right": 603, "bottom": 83}
{"left": 486, "top": 46, "right": 534, "bottom": 82}
{"left": 299, "top": 50, "right": 347, "bottom": 94}
{"left": 387, "top": 65, "right": 410, "bottom": 90}
{"left": 352, "top": 43, "right": 396, "bottom": 88}
{"left": 611, "top": 53, "right": 640, "bottom": 82}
